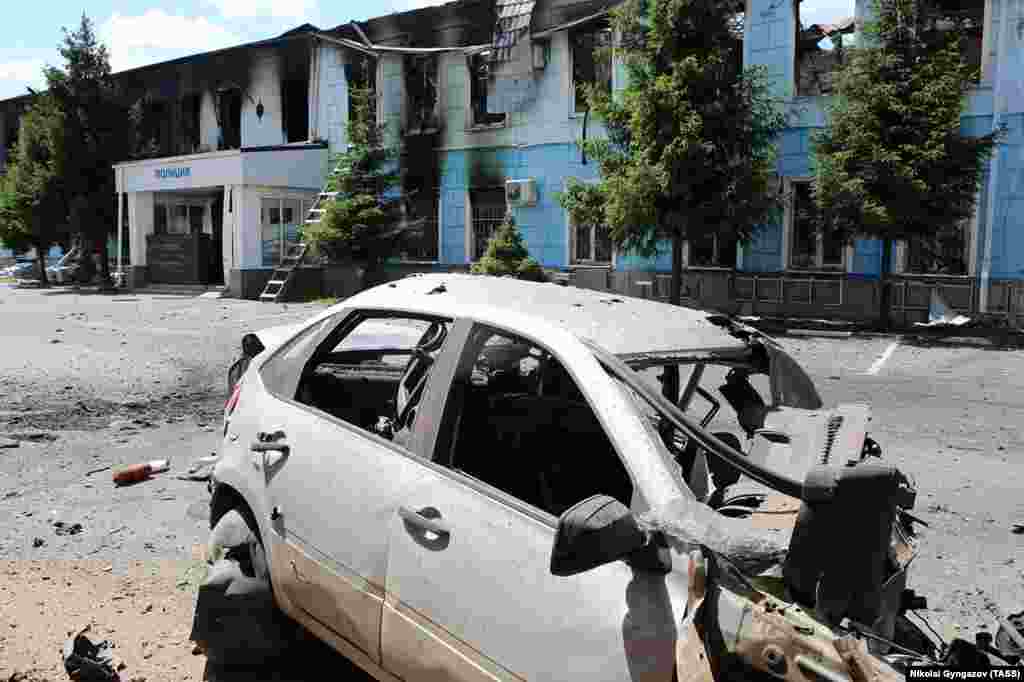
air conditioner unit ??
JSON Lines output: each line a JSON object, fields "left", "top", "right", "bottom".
{"left": 506, "top": 178, "right": 537, "bottom": 207}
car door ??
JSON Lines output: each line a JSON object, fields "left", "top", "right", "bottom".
{"left": 257, "top": 309, "right": 461, "bottom": 664}
{"left": 381, "top": 324, "right": 689, "bottom": 681}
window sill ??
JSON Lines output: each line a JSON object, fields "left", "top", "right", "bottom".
{"left": 782, "top": 268, "right": 847, "bottom": 275}
{"left": 466, "top": 121, "right": 507, "bottom": 132}
{"left": 686, "top": 265, "right": 734, "bottom": 272}
{"left": 569, "top": 262, "right": 612, "bottom": 269}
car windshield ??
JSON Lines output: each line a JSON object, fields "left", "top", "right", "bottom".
{"left": 597, "top": 339, "right": 820, "bottom": 504}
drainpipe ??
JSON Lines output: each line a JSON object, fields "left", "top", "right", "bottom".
{"left": 979, "top": 0, "right": 1010, "bottom": 313}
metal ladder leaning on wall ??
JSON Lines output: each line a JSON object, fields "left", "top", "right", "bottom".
{"left": 258, "top": 190, "right": 339, "bottom": 302}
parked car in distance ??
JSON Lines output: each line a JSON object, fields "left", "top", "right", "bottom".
{"left": 193, "top": 274, "right": 1015, "bottom": 681}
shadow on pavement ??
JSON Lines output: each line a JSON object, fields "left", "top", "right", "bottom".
{"left": 202, "top": 630, "right": 374, "bottom": 681}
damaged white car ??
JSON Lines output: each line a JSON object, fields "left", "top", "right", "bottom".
{"left": 193, "top": 273, "right": 1023, "bottom": 680}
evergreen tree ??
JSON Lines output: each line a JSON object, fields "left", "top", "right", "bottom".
{"left": 812, "top": 0, "right": 999, "bottom": 328}
{"left": 471, "top": 213, "right": 547, "bottom": 282}
{"left": 558, "top": 0, "right": 786, "bottom": 308}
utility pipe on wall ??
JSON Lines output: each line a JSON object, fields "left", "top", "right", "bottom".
{"left": 980, "top": 0, "right": 1012, "bottom": 312}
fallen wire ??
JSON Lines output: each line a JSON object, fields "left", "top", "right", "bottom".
{"left": 85, "top": 465, "right": 111, "bottom": 477}
{"left": 908, "top": 609, "right": 947, "bottom": 651}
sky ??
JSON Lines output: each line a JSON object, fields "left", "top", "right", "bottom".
{"left": 0, "top": 0, "right": 857, "bottom": 101}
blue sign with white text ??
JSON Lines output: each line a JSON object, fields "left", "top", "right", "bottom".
{"left": 154, "top": 167, "right": 191, "bottom": 180}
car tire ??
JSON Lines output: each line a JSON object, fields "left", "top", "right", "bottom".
{"left": 191, "top": 508, "right": 298, "bottom": 667}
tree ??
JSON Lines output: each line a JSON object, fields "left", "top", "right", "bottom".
{"left": 812, "top": 0, "right": 999, "bottom": 329}
{"left": 44, "top": 14, "right": 134, "bottom": 289}
{"left": 557, "top": 0, "right": 786, "bottom": 312}
{"left": 0, "top": 95, "right": 68, "bottom": 286}
{"left": 471, "top": 213, "right": 547, "bottom": 282}
{"left": 303, "top": 64, "right": 424, "bottom": 290}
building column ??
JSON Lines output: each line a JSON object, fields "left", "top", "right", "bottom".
{"left": 126, "top": 191, "right": 154, "bottom": 289}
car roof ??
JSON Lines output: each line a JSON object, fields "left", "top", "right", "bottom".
{"left": 332, "top": 273, "right": 748, "bottom": 357}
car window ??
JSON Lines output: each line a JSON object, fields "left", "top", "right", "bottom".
{"left": 259, "top": 316, "right": 337, "bottom": 400}
{"left": 436, "top": 325, "right": 633, "bottom": 518}
{"left": 294, "top": 313, "right": 450, "bottom": 449}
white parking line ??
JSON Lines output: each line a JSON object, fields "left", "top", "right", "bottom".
{"left": 865, "top": 341, "right": 899, "bottom": 375}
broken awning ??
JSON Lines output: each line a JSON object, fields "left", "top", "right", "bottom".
{"left": 492, "top": 0, "right": 536, "bottom": 61}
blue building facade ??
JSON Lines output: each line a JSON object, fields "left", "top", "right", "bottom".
{"left": 361, "top": 0, "right": 1024, "bottom": 321}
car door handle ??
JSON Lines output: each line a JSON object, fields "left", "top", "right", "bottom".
{"left": 398, "top": 506, "right": 450, "bottom": 536}
{"left": 251, "top": 438, "right": 289, "bottom": 470}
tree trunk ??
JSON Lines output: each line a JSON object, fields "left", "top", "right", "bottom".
{"left": 878, "top": 237, "right": 893, "bottom": 331}
{"left": 35, "top": 243, "right": 49, "bottom": 288}
{"left": 97, "top": 236, "right": 114, "bottom": 291}
{"left": 669, "top": 231, "right": 684, "bottom": 306}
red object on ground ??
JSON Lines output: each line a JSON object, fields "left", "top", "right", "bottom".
{"left": 112, "top": 459, "right": 170, "bottom": 486}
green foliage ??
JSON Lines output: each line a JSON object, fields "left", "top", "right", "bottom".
{"left": 471, "top": 214, "right": 548, "bottom": 282}
{"left": 0, "top": 95, "right": 69, "bottom": 283}
{"left": 304, "top": 74, "right": 420, "bottom": 267}
{"left": 556, "top": 0, "right": 786, "bottom": 302}
{"left": 44, "top": 14, "right": 135, "bottom": 283}
{"left": 812, "top": 0, "right": 999, "bottom": 250}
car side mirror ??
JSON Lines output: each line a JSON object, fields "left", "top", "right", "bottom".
{"left": 550, "top": 495, "right": 669, "bottom": 577}
{"left": 241, "top": 333, "right": 265, "bottom": 358}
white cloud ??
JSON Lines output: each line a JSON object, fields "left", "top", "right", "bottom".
{"left": 205, "top": 0, "right": 321, "bottom": 23}
{"left": 0, "top": 59, "right": 47, "bottom": 99}
{"left": 99, "top": 10, "right": 244, "bottom": 72}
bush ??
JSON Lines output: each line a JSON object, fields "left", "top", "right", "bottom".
{"left": 471, "top": 214, "right": 548, "bottom": 282}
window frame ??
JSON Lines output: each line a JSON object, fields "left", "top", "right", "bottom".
{"left": 569, "top": 20, "right": 614, "bottom": 117}
{"left": 466, "top": 51, "right": 508, "bottom": 130}
{"left": 784, "top": 178, "right": 848, "bottom": 271}
{"left": 686, "top": 232, "right": 738, "bottom": 269}
{"left": 260, "top": 196, "right": 310, "bottom": 267}
{"left": 564, "top": 177, "right": 616, "bottom": 268}
{"left": 430, "top": 321, "right": 639, "bottom": 522}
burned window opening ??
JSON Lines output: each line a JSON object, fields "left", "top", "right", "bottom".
{"left": 216, "top": 89, "right": 242, "bottom": 150}
{"left": 469, "top": 52, "right": 506, "bottom": 127}
{"left": 406, "top": 55, "right": 439, "bottom": 135}
{"left": 470, "top": 188, "right": 507, "bottom": 260}
{"left": 571, "top": 22, "right": 613, "bottom": 114}
{"left": 180, "top": 94, "right": 201, "bottom": 154}
{"left": 282, "top": 78, "right": 310, "bottom": 143}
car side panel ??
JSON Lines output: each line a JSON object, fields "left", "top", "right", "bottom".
{"left": 382, "top": 469, "right": 687, "bottom": 682}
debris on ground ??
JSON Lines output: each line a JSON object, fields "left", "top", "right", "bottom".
{"left": 0, "top": 436, "right": 19, "bottom": 448}
{"left": 62, "top": 626, "right": 122, "bottom": 681}
{"left": 1013, "top": 524, "right": 1024, "bottom": 535}
{"left": 112, "top": 459, "right": 171, "bottom": 487}
{"left": 32, "top": 537, "right": 45, "bottom": 548}
{"left": 176, "top": 455, "right": 218, "bottom": 482}
{"left": 54, "top": 521, "right": 84, "bottom": 536}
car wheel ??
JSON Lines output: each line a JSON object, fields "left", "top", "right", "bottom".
{"left": 191, "top": 508, "right": 298, "bottom": 667}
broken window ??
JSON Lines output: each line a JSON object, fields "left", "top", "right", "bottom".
{"left": 789, "top": 182, "right": 843, "bottom": 270}
{"left": 689, "top": 232, "right": 738, "bottom": 268}
{"left": 469, "top": 52, "right": 506, "bottom": 127}
{"left": 180, "top": 94, "right": 201, "bottom": 154}
{"left": 282, "top": 77, "right": 309, "bottom": 143}
{"left": 572, "top": 217, "right": 612, "bottom": 264}
{"left": 216, "top": 89, "right": 242, "bottom": 150}
{"left": 571, "top": 22, "right": 613, "bottom": 114}
{"left": 295, "top": 314, "right": 451, "bottom": 449}
{"left": 470, "top": 188, "right": 507, "bottom": 260}
{"left": 406, "top": 55, "right": 439, "bottom": 134}
{"left": 435, "top": 326, "right": 634, "bottom": 517}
